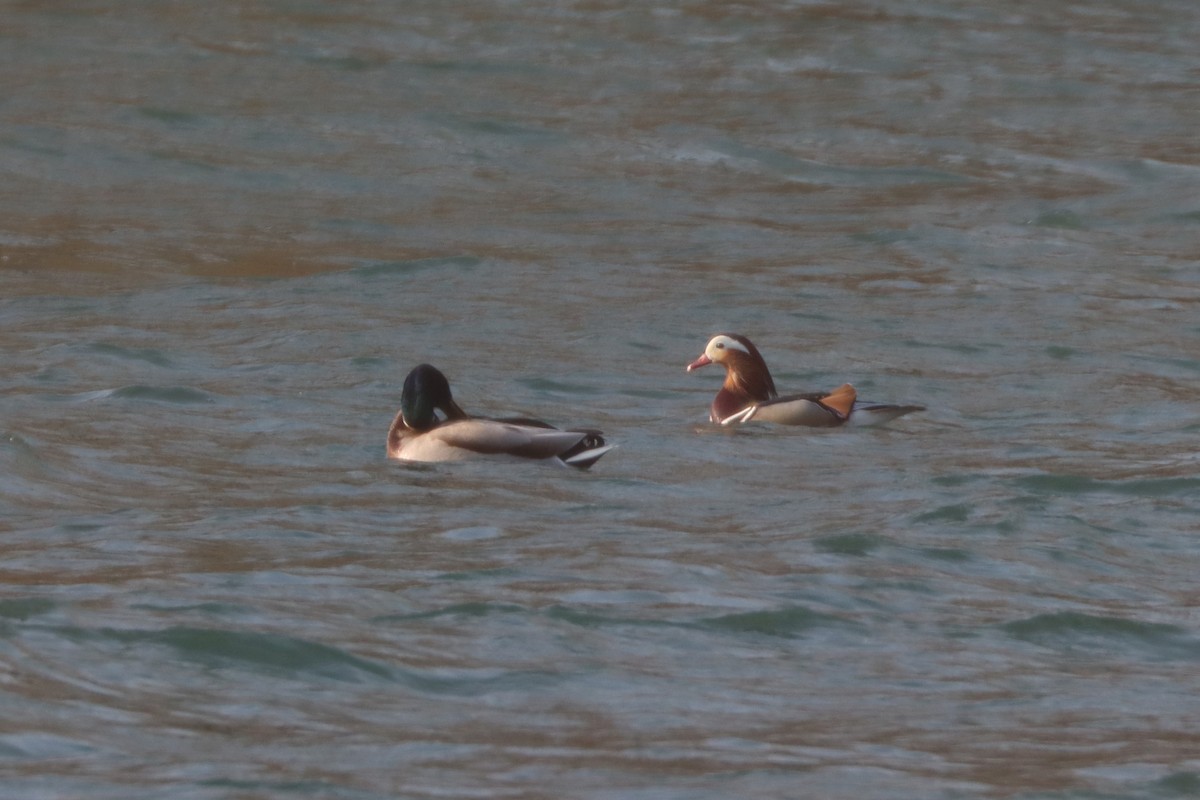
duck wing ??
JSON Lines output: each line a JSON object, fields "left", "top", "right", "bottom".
{"left": 492, "top": 418, "right": 614, "bottom": 467}
{"left": 432, "top": 419, "right": 588, "bottom": 459}
{"left": 725, "top": 383, "right": 856, "bottom": 427}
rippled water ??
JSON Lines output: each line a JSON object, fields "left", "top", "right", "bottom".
{"left": 3, "top": 2, "right": 1200, "bottom": 798}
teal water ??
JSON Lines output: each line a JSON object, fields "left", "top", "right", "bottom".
{"left": 3, "top": 1, "right": 1200, "bottom": 798}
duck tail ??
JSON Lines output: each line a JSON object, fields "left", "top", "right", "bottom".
{"left": 559, "top": 430, "right": 615, "bottom": 469}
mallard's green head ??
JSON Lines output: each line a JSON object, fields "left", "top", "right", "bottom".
{"left": 400, "top": 363, "right": 463, "bottom": 430}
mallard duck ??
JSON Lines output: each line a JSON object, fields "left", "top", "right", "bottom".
{"left": 686, "top": 333, "right": 924, "bottom": 427}
{"left": 387, "top": 364, "right": 614, "bottom": 467}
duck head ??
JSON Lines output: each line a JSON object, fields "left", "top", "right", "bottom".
{"left": 686, "top": 333, "right": 777, "bottom": 402}
{"left": 400, "top": 363, "right": 467, "bottom": 430}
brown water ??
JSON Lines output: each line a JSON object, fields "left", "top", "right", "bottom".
{"left": 3, "top": 2, "right": 1200, "bottom": 798}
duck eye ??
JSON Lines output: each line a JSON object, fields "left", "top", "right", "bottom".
{"left": 715, "top": 342, "right": 725, "bottom": 349}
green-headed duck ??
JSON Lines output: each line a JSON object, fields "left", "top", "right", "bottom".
{"left": 388, "top": 364, "right": 614, "bottom": 467}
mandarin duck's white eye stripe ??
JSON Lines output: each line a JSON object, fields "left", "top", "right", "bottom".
{"left": 708, "top": 335, "right": 750, "bottom": 355}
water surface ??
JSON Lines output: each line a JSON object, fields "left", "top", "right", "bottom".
{"left": 3, "top": 2, "right": 1200, "bottom": 798}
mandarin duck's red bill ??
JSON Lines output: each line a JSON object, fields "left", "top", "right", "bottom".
{"left": 686, "top": 333, "right": 923, "bottom": 427}
{"left": 388, "top": 364, "right": 614, "bottom": 468}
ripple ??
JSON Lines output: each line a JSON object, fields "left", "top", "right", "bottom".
{"left": 94, "top": 626, "right": 393, "bottom": 682}
{"left": 351, "top": 256, "right": 480, "bottom": 279}
{"left": 109, "top": 385, "right": 217, "bottom": 404}
{"left": 440, "top": 525, "right": 504, "bottom": 541}
{"left": 813, "top": 532, "right": 888, "bottom": 556}
{"left": 0, "top": 732, "right": 95, "bottom": 759}
{"left": 86, "top": 342, "right": 175, "bottom": 368}
{"left": 1013, "top": 473, "right": 1200, "bottom": 498}
{"left": 374, "top": 602, "right": 524, "bottom": 623}
{"left": 696, "top": 607, "right": 850, "bottom": 639}
{"left": 0, "top": 597, "right": 56, "bottom": 621}
{"left": 1002, "top": 611, "right": 1200, "bottom": 660}
{"left": 395, "top": 667, "right": 565, "bottom": 697}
